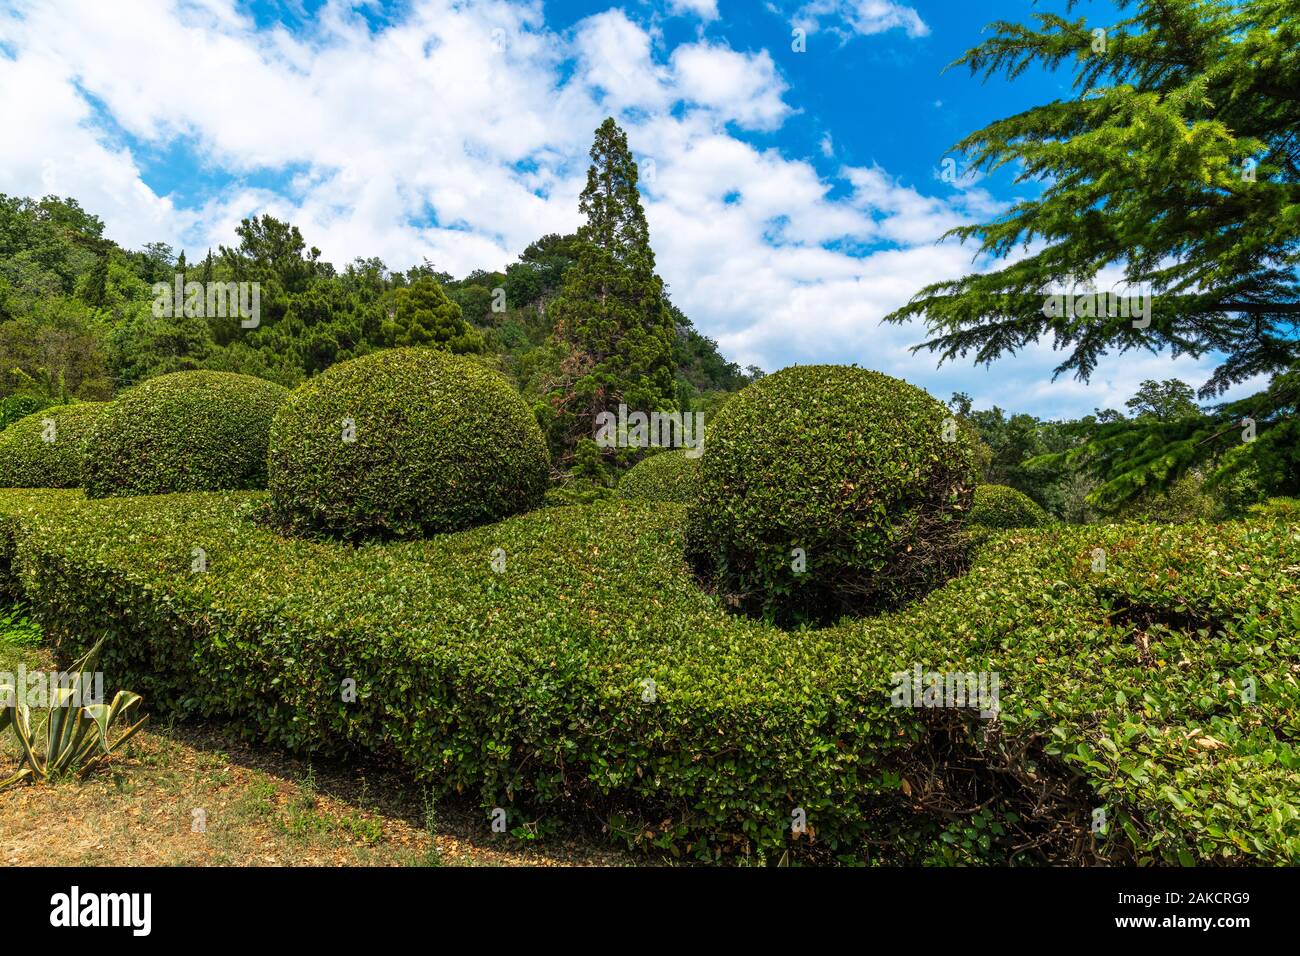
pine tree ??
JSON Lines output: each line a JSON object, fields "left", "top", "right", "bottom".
{"left": 886, "top": 0, "right": 1300, "bottom": 506}
{"left": 380, "top": 277, "right": 483, "bottom": 354}
{"left": 546, "top": 118, "right": 677, "bottom": 464}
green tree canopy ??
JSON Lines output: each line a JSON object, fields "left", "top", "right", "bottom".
{"left": 889, "top": 0, "right": 1299, "bottom": 506}
{"left": 546, "top": 118, "right": 677, "bottom": 462}
{"left": 1124, "top": 378, "right": 1200, "bottom": 419}
{"left": 380, "top": 277, "right": 483, "bottom": 354}
{"left": 889, "top": 0, "right": 1298, "bottom": 389}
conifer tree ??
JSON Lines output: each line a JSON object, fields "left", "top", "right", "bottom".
{"left": 547, "top": 118, "right": 677, "bottom": 463}
{"left": 886, "top": 0, "right": 1299, "bottom": 506}
{"left": 380, "top": 277, "right": 483, "bottom": 354}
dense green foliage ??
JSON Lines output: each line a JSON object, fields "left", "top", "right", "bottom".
{"left": 1030, "top": 368, "right": 1298, "bottom": 512}
{"left": 1115, "top": 473, "right": 1218, "bottom": 524}
{"left": 84, "top": 371, "right": 287, "bottom": 498}
{"left": 0, "top": 171, "right": 746, "bottom": 482}
{"left": 686, "top": 366, "right": 977, "bottom": 625}
{"left": 379, "top": 277, "right": 483, "bottom": 354}
{"left": 968, "top": 484, "right": 1052, "bottom": 530}
{"left": 0, "top": 488, "right": 1295, "bottom": 863}
{"left": 0, "top": 402, "right": 106, "bottom": 488}
{"left": 616, "top": 450, "right": 698, "bottom": 504}
{"left": 544, "top": 119, "right": 679, "bottom": 466}
{"left": 950, "top": 377, "right": 1274, "bottom": 523}
{"left": 268, "top": 347, "right": 550, "bottom": 540}
{"left": 1248, "top": 497, "right": 1300, "bottom": 521}
{"left": 0, "top": 395, "right": 53, "bottom": 432}
{"left": 949, "top": 390, "right": 1093, "bottom": 520}
{"left": 887, "top": 0, "right": 1299, "bottom": 507}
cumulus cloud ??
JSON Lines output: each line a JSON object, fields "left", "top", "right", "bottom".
{"left": 670, "top": 42, "right": 790, "bottom": 131}
{"left": 667, "top": 0, "right": 720, "bottom": 20}
{"left": 792, "top": 0, "right": 930, "bottom": 41}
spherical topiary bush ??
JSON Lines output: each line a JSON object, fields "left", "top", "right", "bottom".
{"left": 84, "top": 371, "right": 288, "bottom": 498}
{"left": 268, "top": 347, "right": 550, "bottom": 540}
{"left": 968, "top": 484, "right": 1052, "bottom": 529}
{"left": 0, "top": 402, "right": 107, "bottom": 488}
{"left": 618, "top": 450, "right": 700, "bottom": 504}
{"left": 684, "top": 365, "right": 977, "bottom": 626}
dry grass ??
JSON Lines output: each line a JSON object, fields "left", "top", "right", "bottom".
{"left": 1, "top": 634, "right": 640, "bottom": 868}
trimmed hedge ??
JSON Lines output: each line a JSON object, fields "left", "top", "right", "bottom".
{"left": 84, "top": 371, "right": 288, "bottom": 498}
{"left": 268, "top": 347, "right": 550, "bottom": 540}
{"left": 968, "top": 484, "right": 1052, "bottom": 529}
{"left": 685, "top": 365, "right": 977, "bottom": 624}
{"left": 617, "top": 450, "right": 699, "bottom": 504}
{"left": 0, "top": 488, "right": 81, "bottom": 598}
{"left": 0, "top": 402, "right": 107, "bottom": 488}
{"left": 3, "top": 490, "right": 1295, "bottom": 864}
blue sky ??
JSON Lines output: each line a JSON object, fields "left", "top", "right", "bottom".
{"left": 1, "top": 0, "right": 1251, "bottom": 417}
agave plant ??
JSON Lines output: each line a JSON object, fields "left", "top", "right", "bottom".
{"left": 0, "top": 637, "right": 146, "bottom": 788}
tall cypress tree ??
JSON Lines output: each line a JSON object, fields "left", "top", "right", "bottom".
{"left": 547, "top": 118, "right": 677, "bottom": 463}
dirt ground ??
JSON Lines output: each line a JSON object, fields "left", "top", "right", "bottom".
{"left": 1, "top": 636, "right": 642, "bottom": 868}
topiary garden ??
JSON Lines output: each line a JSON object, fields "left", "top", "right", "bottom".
{"left": 0, "top": 402, "right": 107, "bottom": 489}
{"left": 0, "top": 358, "right": 1295, "bottom": 866}
{"left": 968, "top": 484, "right": 1053, "bottom": 530}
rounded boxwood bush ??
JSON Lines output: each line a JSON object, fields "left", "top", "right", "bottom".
{"left": 0, "top": 402, "right": 107, "bottom": 488}
{"left": 684, "top": 365, "right": 977, "bottom": 625}
{"left": 618, "top": 450, "right": 699, "bottom": 504}
{"left": 85, "top": 371, "right": 288, "bottom": 498}
{"left": 268, "top": 347, "right": 550, "bottom": 540}
{"left": 968, "top": 484, "right": 1052, "bottom": 529}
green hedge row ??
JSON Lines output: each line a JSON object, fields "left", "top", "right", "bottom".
{"left": 1, "top": 490, "right": 1296, "bottom": 863}
{"left": 0, "top": 489, "right": 82, "bottom": 599}
{"left": 0, "top": 403, "right": 107, "bottom": 489}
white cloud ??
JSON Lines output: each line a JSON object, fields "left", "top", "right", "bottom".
{"left": 573, "top": 8, "right": 672, "bottom": 113}
{"left": 792, "top": 0, "right": 930, "bottom": 41}
{"left": 670, "top": 42, "right": 790, "bottom": 131}
{"left": 667, "top": 0, "right": 720, "bottom": 20}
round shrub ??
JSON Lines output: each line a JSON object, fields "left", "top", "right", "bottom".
{"left": 268, "top": 347, "right": 550, "bottom": 540}
{"left": 85, "top": 371, "right": 288, "bottom": 498}
{"left": 685, "top": 365, "right": 977, "bottom": 625}
{"left": 968, "top": 484, "right": 1052, "bottom": 529}
{"left": 0, "top": 402, "right": 107, "bottom": 488}
{"left": 618, "top": 450, "right": 699, "bottom": 504}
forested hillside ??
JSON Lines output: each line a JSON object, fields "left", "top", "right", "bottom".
{"left": 0, "top": 188, "right": 754, "bottom": 469}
